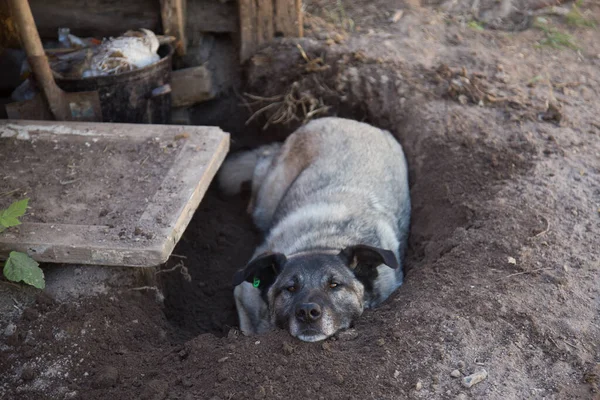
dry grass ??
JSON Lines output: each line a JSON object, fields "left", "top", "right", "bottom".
{"left": 242, "top": 44, "right": 332, "bottom": 130}
{"left": 243, "top": 82, "right": 330, "bottom": 130}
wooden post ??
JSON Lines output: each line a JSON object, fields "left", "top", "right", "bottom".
{"left": 239, "top": 0, "right": 302, "bottom": 63}
{"left": 160, "top": 0, "right": 187, "bottom": 56}
{"left": 274, "top": 0, "right": 300, "bottom": 37}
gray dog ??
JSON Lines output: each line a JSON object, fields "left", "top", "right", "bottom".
{"left": 218, "top": 117, "right": 411, "bottom": 342}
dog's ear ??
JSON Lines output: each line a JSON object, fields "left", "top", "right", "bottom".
{"left": 232, "top": 252, "right": 287, "bottom": 291}
{"left": 339, "top": 245, "right": 398, "bottom": 288}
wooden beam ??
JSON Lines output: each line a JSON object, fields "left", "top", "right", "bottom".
{"left": 187, "top": 0, "right": 237, "bottom": 34}
{"left": 238, "top": 0, "right": 256, "bottom": 63}
{"left": 160, "top": 0, "right": 187, "bottom": 56}
{"left": 2, "top": 0, "right": 237, "bottom": 47}
{"left": 238, "top": 0, "right": 275, "bottom": 63}
{"left": 274, "top": 0, "right": 300, "bottom": 36}
{"left": 29, "top": 0, "right": 161, "bottom": 40}
{"left": 171, "top": 66, "right": 215, "bottom": 107}
{"left": 239, "top": 0, "right": 302, "bottom": 63}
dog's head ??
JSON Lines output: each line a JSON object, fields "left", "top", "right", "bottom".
{"left": 232, "top": 245, "right": 398, "bottom": 342}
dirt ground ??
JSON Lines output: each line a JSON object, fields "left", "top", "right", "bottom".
{"left": 1, "top": 0, "right": 600, "bottom": 399}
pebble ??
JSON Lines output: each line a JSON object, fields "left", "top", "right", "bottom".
{"left": 3, "top": 322, "right": 17, "bottom": 337}
{"left": 390, "top": 10, "right": 404, "bottom": 23}
{"left": 336, "top": 328, "right": 359, "bottom": 341}
{"left": 21, "top": 366, "right": 35, "bottom": 381}
{"left": 282, "top": 341, "right": 295, "bottom": 355}
{"left": 217, "top": 370, "right": 228, "bottom": 382}
{"left": 140, "top": 379, "right": 168, "bottom": 400}
{"left": 22, "top": 308, "right": 40, "bottom": 322}
{"left": 462, "top": 369, "right": 488, "bottom": 388}
{"left": 457, "top": 360, "right": 466, "bottom": 369}
{"left": 507, "top": 256, "right": 517, "bottom": 265}
{"left": 254, "top": 385, "right": 266, "bottom": 399}
{"left": 450, "top": 369, "right": 462, "bottom": 378}
{"left": 415, "top": 380, "right": 423, "bottom": 391}
{"left": 93, "top": 366, "right": 119, "bottom": 388}
{"left": 376, "top": 338, "right": 386, "bottom": 347}
{"left": 273, "top": 366, "right": 284, "bottom": 378}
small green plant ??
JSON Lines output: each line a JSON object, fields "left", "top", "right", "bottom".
{"left": 467, "top": 20, "right": 485, "bottom": 32}
{"left": 566, "top": 3, "right": 596, "bottom": 28}
{"left": 0, "top": 198, "right": 28, "bottom": 233}
{"left": 0, "top": 199, "right": 45, "bottom": 289}
{"left": 534, "top": 18, "right": 579, "bottom": 50}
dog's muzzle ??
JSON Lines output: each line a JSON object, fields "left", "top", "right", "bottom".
{"left": 289, "top": 302, "right": 335, "bottom": 342}
{"left": 295, "top": 302, "right": 322, "bottom": 323}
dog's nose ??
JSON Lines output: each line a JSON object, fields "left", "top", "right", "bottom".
{"left": 295, "top": 303, "right": 322, "bottom": 322}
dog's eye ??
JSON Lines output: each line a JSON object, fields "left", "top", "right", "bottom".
{"left": 286, "top": 285, "right": 296, "bottom": 293}
{"left": 329, "top": 282, "right": 339, "bottom": 289}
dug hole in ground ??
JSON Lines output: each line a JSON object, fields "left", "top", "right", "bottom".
{"left": 1, "top": 0, "right": 600, "bottom": 399}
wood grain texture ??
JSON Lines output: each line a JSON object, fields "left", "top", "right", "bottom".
{"left": 239, "top": 0, "right": 302, "bottom": 62}
{"left": 5, "top": 0, "right": 235, "bottom": 44}
{"left": 274, "top": 0, "right": 299, "bottom": 36}
{"left": 0, "top": 120, "right": 229, "bottom": 267}
{"left": 160, "top": 0, "right": 187, "bottom": 56}
{"left": 171, "top": 65, "right": 214, "bottom": 107}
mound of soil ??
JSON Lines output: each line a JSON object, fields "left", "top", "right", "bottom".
{"left": 1, "top": 0, "right": 600, "bottom": 399}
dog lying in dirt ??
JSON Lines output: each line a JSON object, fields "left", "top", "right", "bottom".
{"left": 218, "top": 117, "right": 411, "bottom": 342}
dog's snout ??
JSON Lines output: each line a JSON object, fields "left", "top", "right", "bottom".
{"left": 295, "top": 303, "right": 322, "bottom": 322}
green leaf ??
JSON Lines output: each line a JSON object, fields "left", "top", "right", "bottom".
{"left": 3, "top": 251, "right": 45, "bottom": 289}
{"left": 0, "top": 198, "right": 29, "bottom": 229}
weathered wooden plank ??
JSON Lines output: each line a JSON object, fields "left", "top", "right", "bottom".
{"left": 238, "top": 0, "right": 257, "bottom": 63}
{"left": 256, "top": 0, "right": 274, "bottom": 45}
{"left": 187, "top": 0, "right": 237, "bottom": 34}
{"left": 160, "top": 0, "right": 187, "bottom": 56}
{"left": 239, "top": 0, "right": 274, "bottom": 63}
{"left": 239, "top": 0, "right": 302, "bottom": 62}
{"left": 296, "top": 0, "right": 304, "bottom": 37}
{"left": 274, "top": 0, "right": 299, "bottom": 36}
{"left": 0, "top": 120, "right": 229, "bottom": 267}
{"left": 171, "top": 66, "right": 214, "bottom": 107}
{"left": 29, "top": 0, "right": 161, "bottom": 39}
{"left": 1, "top": 0, "right": 236, "bottom": 46}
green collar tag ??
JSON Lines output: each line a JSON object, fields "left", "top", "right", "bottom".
{"left": 253, "top": 277, "right": 261, "bottom": 288}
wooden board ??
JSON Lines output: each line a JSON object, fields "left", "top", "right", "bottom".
{"left": 29, "top": 0, "right": 162, "bottom": 39}
{"left": 187, "top": 0, "right": 237, "bottom": 34}
{"left": 1, "top": 0, "right": 236, "bottom": 46}
{"left": 274, "top": 0, "right": 301, "bottom": 37}
{"left": 171, "top": 66, "right": 215, "bottom": 107}
{"left": 0, "top": 120, "right": 229, "bottom": 267}
{"left": 160, "top": 0, "right": 187, "bottom": 56}
{"left": 239, "top": 0, "right": 302, "bottom": 62}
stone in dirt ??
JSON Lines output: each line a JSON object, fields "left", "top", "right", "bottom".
{"left": 450, "top": 369, "right": 462, "bottom": 378}
{"left": 336, "top": 328, "right": 359, "bottom": 341}
{"left": 462, "top": 369, "right": 488, "bottom": 388}
{"left": 20, "top": 366, "right": 36, "bottom": 381}
{"left": 141, "top": 379, "right": 168, "bottom": 400}
{"left": 3, "top": 322, "right": 16, "bottom": 337}
{"left": 93, "top": 366, "right": 119, "bottom": 388}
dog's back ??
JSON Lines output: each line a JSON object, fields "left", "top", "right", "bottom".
{"left": 266, "top": 118, "right": 409, "bottom": 257}
{"left": 219, "top": 117, "right": 411, "bottom": 307}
